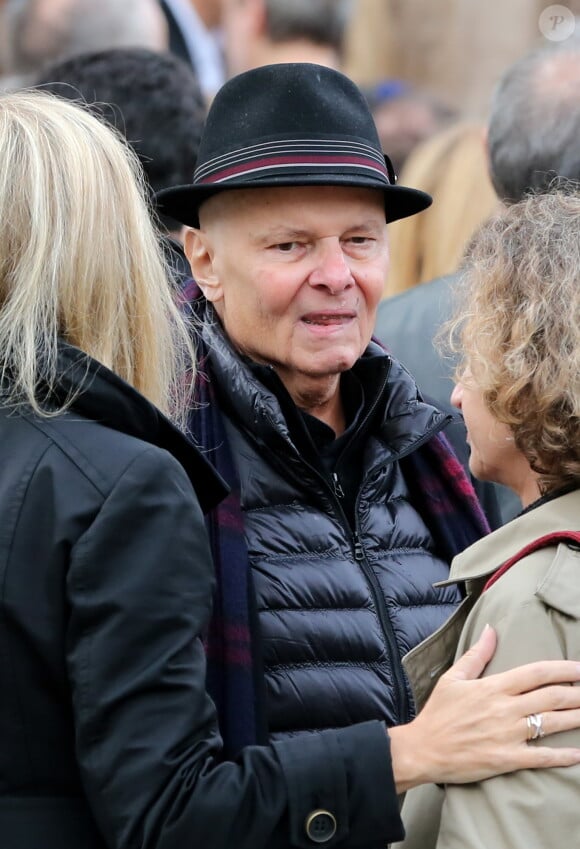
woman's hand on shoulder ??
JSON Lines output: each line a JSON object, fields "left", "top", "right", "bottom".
{"left": 389, "top": 625, "right": 580, "bottom": 793}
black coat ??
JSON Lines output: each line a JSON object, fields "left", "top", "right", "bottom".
{"left": 0, "top": 345, "right": 404, "bottom": 849}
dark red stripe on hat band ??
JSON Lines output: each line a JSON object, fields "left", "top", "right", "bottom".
{"left": 198, "top": 154, "right": 390, "bottom": 184}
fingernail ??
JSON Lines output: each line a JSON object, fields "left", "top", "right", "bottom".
{"left": 481, "top": 623, "right": 491, "bottom": 636}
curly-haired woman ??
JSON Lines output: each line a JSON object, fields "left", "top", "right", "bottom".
{"left": 399, "top": 189, "right": 580, "bottom": 848}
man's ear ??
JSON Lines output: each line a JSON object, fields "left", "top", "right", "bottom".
{"left": 184, "top": 227, "right": 224, "bottom": 303}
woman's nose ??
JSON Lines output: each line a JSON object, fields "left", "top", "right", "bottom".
{"left": 450, "top": 382, "right": 463, "bottom": 410}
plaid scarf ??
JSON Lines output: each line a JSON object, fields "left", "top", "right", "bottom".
{"left": 183, "top": 282, "right": 489, "bottom": 759}
{"left": 191, "top": 364, "right": 261, "bottom": 759}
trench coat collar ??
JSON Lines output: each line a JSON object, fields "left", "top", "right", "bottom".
{"left": 437, "top": 488, "right": 580, "bottom": 586}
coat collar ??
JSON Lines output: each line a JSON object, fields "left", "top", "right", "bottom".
{"left": 50, "top": 342, "right": 228, "bottom": 513}
{"left": 439, "top": 488, "right": 580, "bottom": 586}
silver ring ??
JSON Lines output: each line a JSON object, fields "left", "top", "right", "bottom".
{"left": 526, "top": 713, "right": 545, "bottom": 742}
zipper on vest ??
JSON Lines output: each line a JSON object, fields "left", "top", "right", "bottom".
{"left": 352, "top": 531, "right": 364, "bottom": 561}
{"left": 332, "top": 472, "right": 345, "bottom": 499}
{"left": 343, "top": 413, "right": 453, "bottom": 725}
{"left": 352, "top": 529, "right": 410, "bottom": 722}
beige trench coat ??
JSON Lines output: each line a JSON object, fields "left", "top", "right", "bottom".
{"left": 396, "top": 488, "right": 580, "bottom": 849}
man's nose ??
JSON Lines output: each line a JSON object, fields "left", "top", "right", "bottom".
{"left": 308, "top": 239, "right": 353, "bottom": 292}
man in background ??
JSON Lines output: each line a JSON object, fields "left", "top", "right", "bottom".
{"left": 36, "top": 47, "right": 206, "bottom": 281}
{"left": 222, "top": 0, "right": 353, "bottom": 75}
{"left": 1, "top": 0, "right": 167, "bottom": 89}
{"left": 364, "top": 80, "right": 456, "bottom": 175}
{"left": 159, "top": 0, "right": 225, "bottom": 101}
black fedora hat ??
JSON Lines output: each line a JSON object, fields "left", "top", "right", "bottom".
{"left": 156, "top": 63, "right": 432, "bottom": 227}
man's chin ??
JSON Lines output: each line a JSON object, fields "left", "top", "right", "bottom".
{"left": 299, "top": 357, "right": 358, "bottom": 378}
{"left": 305, "top": 342, "right": 364, "bottom": 373}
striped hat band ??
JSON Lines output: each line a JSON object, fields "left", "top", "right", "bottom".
{"left": 194, "top": 139, "right": 392, "bottom": 186}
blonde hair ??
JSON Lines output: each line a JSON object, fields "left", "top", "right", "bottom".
{"left": 385, "top": 122, "right": 497, "bottom": 297}
{"left": 449, "top": 189, "right": 580, "bottom": 492}
{"left": 0, "top": 89, "right": 194, "bottom": 423}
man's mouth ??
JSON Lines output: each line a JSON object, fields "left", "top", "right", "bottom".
{"left": 301, "top": 312, "right": 356, "bottom": 326}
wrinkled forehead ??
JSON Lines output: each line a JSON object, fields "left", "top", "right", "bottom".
{"left": 197, "top": 184, "right": 387, "bottom": 230}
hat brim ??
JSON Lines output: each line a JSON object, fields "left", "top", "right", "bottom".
{"left": 156, "top": 175, "right": 432, "bottom": 228}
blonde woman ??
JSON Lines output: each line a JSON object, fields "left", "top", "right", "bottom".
{"left": 399, "top": 190, "right": 580, "bottom": 848}
{"left": 0, "top": 90, "right": 227, "bottom": 848}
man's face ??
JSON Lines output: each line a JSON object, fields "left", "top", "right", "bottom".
{"left": 186, "top": 185, "right": 389, "bottom": 397}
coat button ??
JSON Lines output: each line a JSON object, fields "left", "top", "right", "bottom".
{"left": 305, "top": 809, "right": 337, "bottom": 843}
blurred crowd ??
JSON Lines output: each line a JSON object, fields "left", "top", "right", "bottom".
{"left": 1, "top": 0, "right": 578, "bottom": 291}
{"left": 0, "top": 0, "right": 578, "bottom": 520}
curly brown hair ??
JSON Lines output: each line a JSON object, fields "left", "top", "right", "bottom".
{"left": 448, "top": 189, "right": 580, "bottom": 493}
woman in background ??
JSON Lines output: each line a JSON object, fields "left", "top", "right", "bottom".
{"left": 400, "top": 189, "right": 580, "bottom": 848}
{"left": 385, "top": 122, "right": 497, "bottom": 296}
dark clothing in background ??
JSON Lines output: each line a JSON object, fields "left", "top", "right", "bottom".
{"left": 159, "top": 0, "right": 190, "bottom": 64}
{"left": 374, "top": 276, "right": 520, "bottom": 527}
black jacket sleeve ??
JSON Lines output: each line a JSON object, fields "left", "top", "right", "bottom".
{"left": 67, "top": 447, "right": 403, "bottom": 849}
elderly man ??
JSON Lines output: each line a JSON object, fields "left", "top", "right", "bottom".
{"left": 157, "top": 63, "right": 580, "bottom": 849}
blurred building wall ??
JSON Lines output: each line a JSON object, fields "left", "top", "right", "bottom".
{"left": 345, "top": 0, "right": 580, "bottom": 117}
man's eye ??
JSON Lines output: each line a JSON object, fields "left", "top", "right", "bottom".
{"left": 348, "top": 236, "right": 372, "bottom": 245}
{"left": 275, "top": 242, "right": 300, "bottom": 252}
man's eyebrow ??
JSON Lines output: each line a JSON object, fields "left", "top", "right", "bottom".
{"left": 346, "top": 218, "right": 387, "bottom": 232}
{"left": 252, "top": 227, "right": 311, "bottom": 244}
{"left": 252, "top": 220, "right": 386, "bottom": 244}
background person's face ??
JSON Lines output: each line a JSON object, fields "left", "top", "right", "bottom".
{"left": 189, "top": 185, "right": 388, "bottom": 397}
{"left": 221, "top": 0, "right": 257, "bottom": 76}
